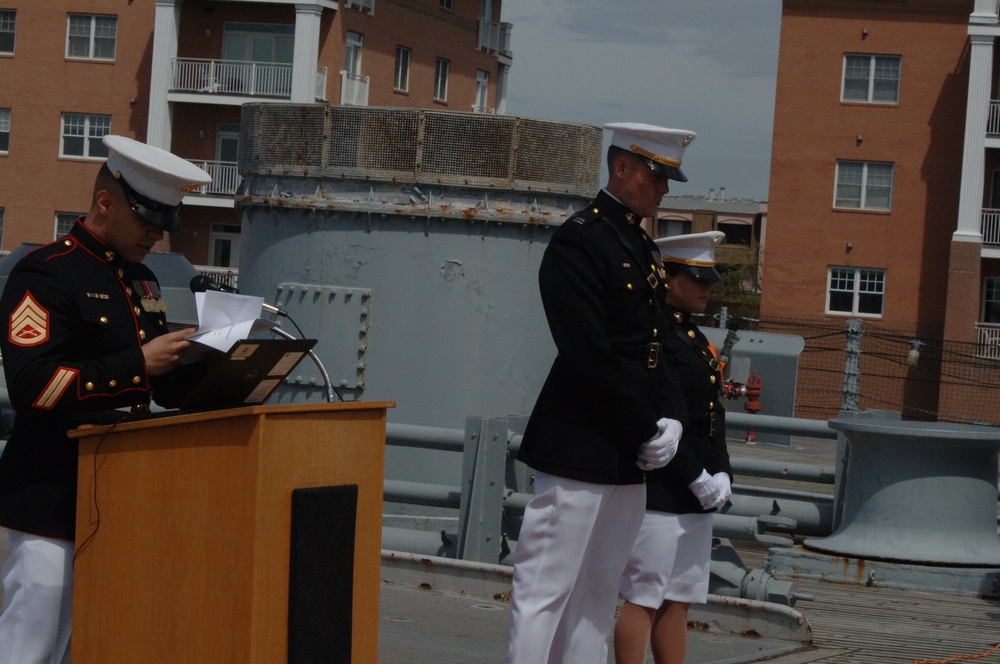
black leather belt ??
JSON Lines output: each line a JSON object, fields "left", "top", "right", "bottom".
{"left": 613, "top": 342, "right": 660, "bottom": 369}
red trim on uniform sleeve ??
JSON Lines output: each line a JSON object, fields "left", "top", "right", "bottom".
{"left": 33, "top": 367, "right": 78, "bottom": 410}
{"left": 9, "top": 291, "right": 50, "bottom": 347}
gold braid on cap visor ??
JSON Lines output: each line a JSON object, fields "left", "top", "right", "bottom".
{"left": 665, "top": 256, "right": 717, "bottom": 268}
{"left": 630, "top": 144, "right": 682, "bottom": 168}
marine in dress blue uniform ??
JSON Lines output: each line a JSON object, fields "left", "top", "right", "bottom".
{"left": 506, "top": 123, "right": 695, "bottom": 664}
{"left": 616, "top": 230, "right": 734, "bottom": 664}
{"left": 0, "top": 135, "right": 212, "bottom": 664}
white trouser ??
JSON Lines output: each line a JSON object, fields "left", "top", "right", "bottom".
{"left": 505, "top": 472, "right": 646, "bottom": 664}
{"left": 0, "top": 530, "right": 74, "bottom": 664}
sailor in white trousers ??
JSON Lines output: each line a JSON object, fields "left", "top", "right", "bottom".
{"left": 0, "top": 531, "right": 74, "bottom": 664}
{"left": 505, "top": 473, "right": 646, "bottom": 663}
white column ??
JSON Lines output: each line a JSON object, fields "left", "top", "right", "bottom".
{"left": 291, "top": 4, "right": 324, "bottom": 103}
{"left": 495, "top": 62, "right": 510, "bottom": 115}
{"left": 955, "top": 32, "right": 994, "bottom": 242}
{"left": 147, "top": 0, "right": 181, "bottom": 150}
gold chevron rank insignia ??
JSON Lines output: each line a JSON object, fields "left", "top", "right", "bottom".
{"left": 10, "top": 292, "right": 49, "bottom": 347}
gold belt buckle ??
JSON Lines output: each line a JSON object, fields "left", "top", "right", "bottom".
{"left": 646, "top": 342, "right": 660, "bottom": 369}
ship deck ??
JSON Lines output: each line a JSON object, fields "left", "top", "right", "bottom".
{"left": 1, "top": 435, "right": 997, "bottom": 663}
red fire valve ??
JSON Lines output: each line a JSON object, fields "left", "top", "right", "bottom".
{"left": 722, "top": 382, "right": 745, "bottom": 400}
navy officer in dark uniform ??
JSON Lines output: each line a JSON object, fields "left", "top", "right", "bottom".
{"left": 505, "top": 123, "right": 696, "bottom": 664}
{"left": 0, "top": 135, "right": 212, "bottom": 663}
{"left": 615, "top": 230, "right": 734, "bottom": 664}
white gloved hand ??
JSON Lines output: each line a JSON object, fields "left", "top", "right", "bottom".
{"left": 688, "top": 469, "right": 728, "bottom": 510}
{"left": 712, "top": 472, "right": 732, "bottom": 507}
{"left": 636, "top": 417, "right": 683, "bottom": 470}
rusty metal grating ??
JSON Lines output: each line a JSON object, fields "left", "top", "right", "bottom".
{"left": 239, "top": 104, "right": 601, "bottom": 196}
{"left": 240, "top": 103, "right": 328, "bottom": 177}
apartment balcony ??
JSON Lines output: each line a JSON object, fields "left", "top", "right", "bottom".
{"left": 180, "top": 160, "right": 240, "bottom": 209}
{"left": 340, "top": 72, "right": 370, "bottom": 106}
{"left": 980, "top": 208, "right": 1000, "bottom": 245}
{"left": 478, "top": 19, "right": 513, "bottom": 59}
{"left": 171, "top": 58, "right": 328, "bottom": 102}
{"left": 976, "top": 322, "right": 1000, "bottom": 359}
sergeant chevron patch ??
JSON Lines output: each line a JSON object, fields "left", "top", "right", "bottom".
{"left": 10, "top": 292, "right": 49, "bottom": 347}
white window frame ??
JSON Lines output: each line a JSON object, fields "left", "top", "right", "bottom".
{"left": 344, "top": 0, "right": 375, "bottom": 13}
{"left": 440, "top": 0, "right": 454, "bottom": 10}
{"left": 434, "top": 58, "right": 450, "bottom": 102}
{"left": 834, "top": 160, "right": 894, "bottom": 211}
{"left": 60, "top": 113, "right": 111, "bottom": 159}
{"left": 842, "top": 53, "right": 900, "bottom": 104}
{"left": 0, "top": 108, "right": 9, "bottom": 154}
{"left": 474, "top": 69, "right": 489, "bottom": 112}
{"left": 0, "top": 9, "right": 15, "bottom": 55}
{"left": 346, "top": 31, "right": 363, "bottom": 77}
{"left": 66, "top": 13, "right": 117, "bottom": 61}
{"left": 55, "top": 212, "right": 80, "bottom": 239}
{"left": 827, "top": 267, "right": 886, "bottom": 317}
{"left": 394, "top": 46, "right": 410, "bottom": 92}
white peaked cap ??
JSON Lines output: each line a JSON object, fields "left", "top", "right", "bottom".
{"left": 654, "top": 230, "right": 726, "bottom": 282}
{"left": 103, "top": 135, "right": 212, "bottom": 208}
{"left": 604, "top": 122, "right": 697, "bottom": 182}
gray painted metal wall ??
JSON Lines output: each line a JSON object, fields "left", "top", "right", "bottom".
{"left": 235, "top": 104, "right": 601, "bottom": 486}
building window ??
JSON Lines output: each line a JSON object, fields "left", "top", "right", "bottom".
{"left": 61, "top": 113, "right": 110, "bottom": 159}
{"left": 346, "top": 31, "right": 363, "bottom": 77}
{"left": 434, "top": 58, "right": 449, "bottom": 102}
{"left": 474, "top": 69, "right": 489, "bottom": 112}
{"left": 55, "top": 212, "right": 80, "bottom": 239}
{"left": 0, "top": 108, "right": 9, "bottom": 153}
{"left": 440, "top": 0, "right": 454, "bottom": 10}
{"left": 827, "top": 267, "right": 885, "bottom": 317}
{"left": 835, "top": 160, "right": 893, "bottom": 211}
{"left": 344, "top": 0, "right": 375, "bottom": 12}
{"left": 656, "top": 218, "right": 691, "bottom": 238}
{"left": 719, "top": 221, "right": 752, "bottom": 246}
{"left": 0, "top": 9, "right": 15, "bottom": 54}
{"left": 67, "top": 14, "right": 117, "bottom": 60}
{"left": 394, "top": 46, "right": 410, "bottom": 92}
{"left": 843, "top": 54, "right": 900, "bottom": 104}
{"left": 984, "top": 277, "right": 1000, "bottom": 324}
{"left": 0, "top": 208, "right": 4, "bottom": 249}
{"left": 209, "top": 223, "right": 242, "bottom": 268}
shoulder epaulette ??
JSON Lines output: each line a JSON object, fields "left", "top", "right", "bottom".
{"left": 568, "top": 204, "right": 603, "bottom": 227}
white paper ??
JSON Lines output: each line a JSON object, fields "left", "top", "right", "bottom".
{"left": 186, "top": 291, "right": 279, "bottom": 354}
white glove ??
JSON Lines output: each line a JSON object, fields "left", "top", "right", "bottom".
{"left": 712, "top": 472, "right": 732, "bottom": 506}
{"left": 636, "top": 417, "right": 683, "bottom": 470}
{"left": 689, "top": 469, "right": 730, "bottom": 510}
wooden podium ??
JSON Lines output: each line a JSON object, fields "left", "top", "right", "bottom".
{"left": 69, "top": 401, "right": 392, "bottom": 664}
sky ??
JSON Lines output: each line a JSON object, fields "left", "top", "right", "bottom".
{"left": 498, "top": 1, "right": 783, "bottom": 202}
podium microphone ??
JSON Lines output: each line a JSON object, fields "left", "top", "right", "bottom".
{"left": 189, "top": 275, "right": 286, "bottom": 317}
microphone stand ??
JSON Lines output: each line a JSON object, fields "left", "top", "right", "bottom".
{"left": 269, "top": 325, "right": 341, "bottom": 403}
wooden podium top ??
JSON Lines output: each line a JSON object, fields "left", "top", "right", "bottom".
{"left": 68, "top": 400, "right": 396, "bottom": 438}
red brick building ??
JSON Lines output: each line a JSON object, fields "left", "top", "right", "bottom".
{"left": 0, "top": 0, "right": 511, "bottom": 267}
{"left": 762, "top": 0, "right": 1000, "bottom": 422}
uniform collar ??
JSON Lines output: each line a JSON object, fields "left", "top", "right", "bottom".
{"left": 664, "top": 304, "right": 691, "bottom": 325}
{"left": 595, "top": 189, "right": 642, "bottom": 225}
{"left": 68, "top": 219, "right": 127, "bottom": 272}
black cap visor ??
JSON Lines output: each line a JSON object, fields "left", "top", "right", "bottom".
{"left": 643, "top": 158, "right": 687, "bottom": 183}
{"left": 116, "top": 174, "right": 183, "bottom": 232}
{"left": 679, "top": 263, "right": 722, "bottom": 284}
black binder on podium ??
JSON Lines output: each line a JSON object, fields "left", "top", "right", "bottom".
{"left": 179, "top": 337, "right": 317, "bottom": 412}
